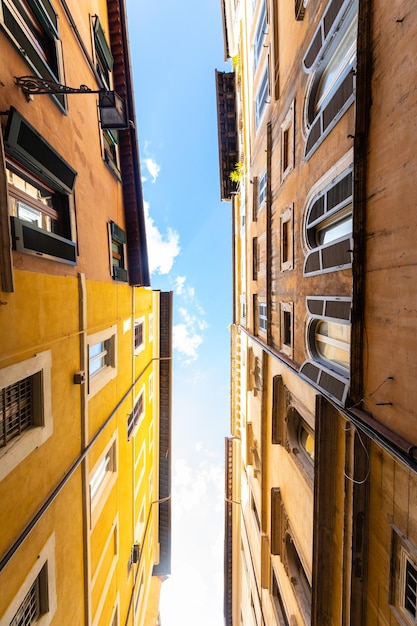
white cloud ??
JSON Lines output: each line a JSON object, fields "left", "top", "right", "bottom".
{"left": 174, "top": 275, "right": 186, "bottom": 295}
{"left": 159, "top": 456, "right": 224, "bottom": 626}
{"left": 144, "top": 201, "right": 180, "bottom": 274}
{"left": 143, "top": 157, "right": 160, "bottom": 183}
{"left": 173, "top": 323, "right": 203, "bottom": 363}
{"left": 172, "top": 278, "right": 207, "bottom": 363}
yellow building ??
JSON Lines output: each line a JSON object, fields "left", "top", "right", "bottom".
{"left": 0, "top": 1, "right": 171, "bottom": 625}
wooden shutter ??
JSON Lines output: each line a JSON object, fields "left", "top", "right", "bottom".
{"left": 4, "top": 108, "right": 77, "bottom": 194}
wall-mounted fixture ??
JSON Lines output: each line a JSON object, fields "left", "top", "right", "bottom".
{"left": 15, "top": 76, "right": 128, "bottom": 130}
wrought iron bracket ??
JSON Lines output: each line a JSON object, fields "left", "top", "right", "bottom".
{"left": 15, "top": 75, "right": 101, "bottom": 95}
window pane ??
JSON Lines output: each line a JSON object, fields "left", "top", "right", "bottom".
{"left": 315, "top": 321, "right": 350, "bottom": 370}
{"left": 317, "top": 214, "right": 352, "bottom": 245}
{"left": 90, "top": 451, "right": 112, "bottom": 500}
{"left": 315, "top": 15, "right": 357, "bottom": 114}
{"left": 89, "top": 341, "right": 108, "bottom": 376}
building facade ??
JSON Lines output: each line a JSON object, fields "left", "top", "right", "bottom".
{"left": 218, "top": 0, "right": 417, "bottom": 624}
{"left": 0, "top": 1, "right": 171, "bottom": 625}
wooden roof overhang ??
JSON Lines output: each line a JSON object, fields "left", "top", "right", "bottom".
{"left": 153, "top": 291, "right": 173, "bottom": 577}
{"left": 107, "top": 0, "right": 150, "bottom": 287}
{"left": 215, "top": 70, "right": 239, "bottom": 202}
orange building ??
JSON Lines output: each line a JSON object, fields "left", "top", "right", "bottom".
{"left": 218, "top": 0, "right": 417, "bottom": 623}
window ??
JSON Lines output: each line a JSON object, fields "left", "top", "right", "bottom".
{"left": 285, "top": 533, "right": 312, "bottom": 624}
{"left": 303, "top": 0, "right": 357, "bottom": 158}
{"left": 92, "top": 15, "right": 113, "bottom": 90}
{"left": 87, "top": 326, "right": 117, "bottom": 398}
{"left": 286, "top": 407, "right": 315, "bottom": 484}
{"left": 295, "top": 0, "right": 306, "bottom": 20}
{"left": 258, "top": 171, "right": 267, "bottom": 209}
{"left": 254, "top": 0, "right": 267, "bottom": 70}
{"left": 9, "top": 565, "right": 48, "bottom": 625}
{"left": 89, "top": 438, "right": 117, "bottom": 527}
{"left": 127, "top": 391, "right": 144, "bottom": 440}
{"left": 102, "top": 129, "right": 121, "bottom": 179}
{"left": 280, "top": 206, "right": 293, "bottom": 271}
{"left": 90, "top": 441, "right": 116, "bottom": 502}
{"left": 390, "top": 529, "right": 417, "bottom": 626}
{"left": 240, "top": 295, "right": 247, "bottom": 324}
{"left": 252, "top": 237, "right": 258, "bottom": 280}
{"left": 314, "top": 320, "right": 350, "bottom": 371}
{"left": 280, "top": 302, "right": 293, "bottom": 358}
{"left": 4, "top": 109, "right": 77, "bottom": 265}
{"left": 134, "top": 318, "right": 145, "bottom": 354}
{"left": 0, "top": 350, "right": 52, "bottom": 481}
{"left": 258, "top": 301, "right": 267, "bottom": 333}
{"left": 304, "top": 168, "right": 353, "bottom": 276}
{"left": 251, "top": 491, "right": 261, "bottom": 531}
{"left": 281, "top": 103, "right": 294, "bottom": 181}
{"left": 91, "top": 16, "right": 121, "bottom": 178}
{"left": 148, "top": 314, "right": 154, "bottom": 342}
{"left": 108, "top": 222, "right": 128, "bottom": 282}
{"left": 0, "top": 0, "right": 65, "bottom": 110}
{"left": 300, "top": 296, "right": 351, "bottom": 404}
{"left": 255, "top": 63, "right": 269, "bottom": 128}
{"left": 3, "top": 535, "right": 56, "bottom": 626}
{"left": 271, "top": 569, "right": 290, "bottom": 626}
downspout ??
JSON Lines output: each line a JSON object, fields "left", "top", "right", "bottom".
{"left": 79, "top": 273, "right": 92, "bottom": 626}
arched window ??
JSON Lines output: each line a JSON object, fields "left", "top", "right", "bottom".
{"left": 300, "top": 296, "right": 351, "bottom": 405}
{"left": 303, "top": 0, "right": 358, "bottom": 158}
{"left": 304, "top": 168, "right": 353, "bottom": 276}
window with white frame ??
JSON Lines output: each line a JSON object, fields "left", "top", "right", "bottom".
{"left": 280, "top": 206, "right": 293, "bottom": 272}
{"left": 134, "top": 317, "right": 145, "bottom": 354}
{"left": 127, "top": 390, "right": 144, "bottom": 440}
{"left": 0, "top": 0, "right": 66, "bottom": 111}
{"left": 253, "top": 0, "right": 267, "bottom": 70}
{"left": 88, "top": 326, "right": 117, "bottom": 398}
{"left": 258, "top": 301, "right": 267, "bottom": 333}
{"left": 255, "top": 63, "right": 269, "bottom": 128}
{"left": 148, "top": 314, "right": 154, "bottom": 342}
{"left": 89, "top": 438, "right": 118, "bottom": 527}
{"left": 258, "top": 171, "right": 267, "bottom": 209}
{"left": 303, "top": 0, "right": 357, "bottom": 158}
{"left": 2, "top": 534, "right": 57, "bottom": 626}
{"left": 0, "top": 350, "right": 52, "bottom": 481}
{"left": 90, "top": 440, "right": 117, "bottom": 503}
{"left": 303, "top": 168, "right": 353, "bottom": 276}
{"left": 281, "top": 102, "right": 295, "bottom": 181}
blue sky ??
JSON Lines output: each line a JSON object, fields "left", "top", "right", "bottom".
{"left": 125, "top": 1, "right": 231, "bottom": 624}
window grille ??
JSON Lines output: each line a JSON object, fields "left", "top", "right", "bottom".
{"left": 259, "top": 302, "right": 267, "bottom": 332}
{"left": 135, "top": 322, "right": 144, "bottom": 350}
{"left": 127, "top": 393, "right": 144, "bottom": 440}
{"left": 9, "top": 576, "right": 40, "bottom": 626}
{"left": 405, "top": 558, "right": 417, "bottom": 619}
{"left": 1, "top": 376, "right": 33, "bottom": 447}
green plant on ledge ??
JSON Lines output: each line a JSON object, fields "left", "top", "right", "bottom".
{"left": 231, "top": 54, "right": 241, "bottom": 81}
{"left": 229, "top": 162, "right": 245, "bottom": 183}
